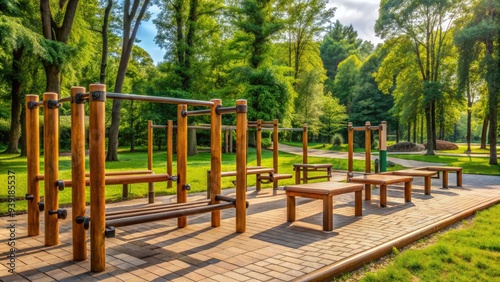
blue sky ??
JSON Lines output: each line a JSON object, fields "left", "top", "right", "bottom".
{"left": 136, "top": 0, "right": 382, "bottom": 64}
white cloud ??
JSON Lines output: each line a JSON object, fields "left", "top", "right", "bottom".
{"left": 332, "top": 0, "right": 383, "bottom": 44}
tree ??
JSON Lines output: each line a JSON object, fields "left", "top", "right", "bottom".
{"left": 1, "top": 0, "right": 44, "bottom": 154}
{"left": 320, "top": 21, "right": 373, "bottom": 94}
{"left": 375, "top": 0, "right": 463, "bottom": 155}
{"left": 455, "top": 0, "right": 499, "bottom": 165}
{"left": 332, "top": 55, "right": 362, "bottom": 115}
{"left": 284, "top": 0, "right": 334, "bottom": 79}
{"left": 40, "top": 0, "right": 80, "bottom": 94}
{"left": 107, "top": 0, "right": 151, "bottom": 161}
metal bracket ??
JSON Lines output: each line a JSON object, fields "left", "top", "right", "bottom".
{"left": 181, "top": 110, "right": 188, "bottom": 117}
{"left": 25, "top": 194, "right": 34, "bottom": 201}
{"left": 72, "top": 93, "right": 86, "bottom": 104}
{"left": 236, "top": 104, "right": 247, "bottom": 113}
{"left": 47, "top": 100, "right": 60, "bottom": 109}
{"left": 91, "top": 91, "right": 106, "bottom": 102}
{"left": 105, "top": 227, "right": 115, "bottom": 238}
{"left": 28, "top": 101, "right": 41, "bottom": 109}
{"left": 183, "top": 184, "right": 191, "bottom": 191}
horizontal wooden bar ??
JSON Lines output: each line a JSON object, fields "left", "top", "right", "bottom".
{"left": 63, "top": 173, "right": 170, "bottom": 187}
{"left": 151, "top": 125, "right": 168, "bottom": 129}
{"left": 106, "top": 200, "right": 210, "bottom": 216}
{"left": 58, "top": 96, "right": 73, "bottom": 103}
{"left": 37, "top": 170, "right": 153, "bottom": 181}
{"left": 107, "top": 92, "right": 214, "bottom": 107}
{"left": 106, "top": 201, "right": 210, "bottom": 219}
{"left": 184, "top": 109, "right": 211, "bottom": 116}
{"left": 351, "top": 126, "right": 380, "bottom": 131}
{"left": 105, "top": 202, "right": 235, "bottom": 227}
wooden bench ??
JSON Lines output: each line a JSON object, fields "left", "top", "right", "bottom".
{"left": 207, "top": 166, "right": 276, "bottom": 197}
{"left": 381, "top": 169, "right": 437, "bottom": 195}
{"left": 415, "top": 166, "right": 462, "bottom": 188}
{"left": 348, "top": 174, "right": 413, "bottom": 207}
{"left": 284, "top": 182, "right": 363, "bottom": 231}
{"left": 293, "top": 163, "right": 332, "bottom": 184}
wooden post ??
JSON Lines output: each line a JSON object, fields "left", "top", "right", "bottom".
{"left": 256, "top": 119, "right": 262, "bottom": 191}
{"left": 302, "top": 124, "right": 308, "bottom": 183}
{"left": 26, "top": 94, "right": 40, "bottom": 237}
{"left": 379, "top": 121, "right": 387, "bottom": 172}
{"left": 229, "top": 130, "right": 233, "bottom": 153}
{"left": 347, "top": 122, "right": 354, "bottom": 175}
{"left": 147, "top": 120, "right": 154, "bottom": 203}
{"left": 167, "top": 120, "right": 173, "bottom": 188}
{"left": 71, "top": 87, "right": 87, "bottom": 261}
{"left": 236, "top": 100, "right": 247, "bottom": 233}
{"left": 272, "top": 119, "right": 279, "bottom": 188}
{"left": 89, "top": 84, "right": 106, "bottom": 272}
{"left": 365, "top": 122, "right": 371, "bottom": 193}
{"left": 256, "top": 120, "right": 262, "bottom": 166}
{"left": 365, "top": 122, "right": 371, "bottom": 174}
{"left": 210, "top": 99, "right": 222, "bottom": 227}
{"left": 302, "top": 124, "right": 308, "bottom": 164}
{"left": 177, "top": 104, "right": 188, "bottom": 228}
{"left": 224, "top": 130, "right": 229, "bottom": 153}
{"left": 43, "top": 92, "right": 59, "bottom": 246}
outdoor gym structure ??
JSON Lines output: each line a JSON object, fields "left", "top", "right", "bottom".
{"left": 25, "top": 84, "right": 248, "bottom": 272}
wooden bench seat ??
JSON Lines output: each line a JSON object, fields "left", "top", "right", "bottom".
{"left": 293, "top": 163, "right": 332, "bottom": 184}
{"left": 414, "top": 166, "right": 462, "bottom": 188}
{"left": 348, "top": 174, "right": 413, "bottom": 207}
{"left": 284, "top": 182, "right": 363, "bottom": 231}
{"left": 381, "top": 169, "right": 437, "bottom": 195}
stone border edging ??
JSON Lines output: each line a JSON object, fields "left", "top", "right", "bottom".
{"left": 293, "top": 197, "right": 500, "bottom": 282}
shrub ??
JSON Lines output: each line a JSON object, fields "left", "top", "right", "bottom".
{"left": 372, "top": 139, "right": 379, "bottom": 150}
{"left": 0, "top": 119, "right": 10, "bottom": 146}
{"left": 387, "top": 142, "right": 425, "bottom": 152}
{"left": 331, "top": 133, "right": 344, "bottom": 148}
{"left": 423, "top": 140, "right": 459, "bottom": 150}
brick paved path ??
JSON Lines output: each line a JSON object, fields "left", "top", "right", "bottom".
{"left": 1, "top": 174, "right": 499, "bottom": 281}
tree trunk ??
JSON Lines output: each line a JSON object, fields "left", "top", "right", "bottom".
{"left": 100, "top": 0, "right": 113, "bottom": 84}
{"left": 407, "top": 122, "right": 411, "bottom": 142}
{"left": 188, "top": 123, "right": 198, "bottom": 156}
{"left": 106, "top": 0, "right": 150, "bottom": 162}
{"left": 5, "top": 48, "right": 23, "bottom": 154}
{"left": 43, "top": 63, "right": 61, "bottom": 95}
{"left": 20, "top": 106, "right": 27, "bottom": 157}
{"left": 480, "top": 115, "right": 489, "bottom": 150}
{"left": 431, "top": 100, "right": 437, "bottom": 150}
{"left": 420, "top": 114, "right": 424, "bottom": 144}
{"left": 129, "top": 100, "right": 135, "bottom": 152}
{"left": 466, "top": 108, "right": 471, "bottom": 152}
{"left": 413, "top": 115, "right": 417, "bottom": 143}
{"left": 425, "top": 106, "right": 434, "bottom": 155}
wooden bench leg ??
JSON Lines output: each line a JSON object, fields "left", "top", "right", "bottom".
{"left": 457, "top": 170, "right": 462, "bottom": 187}
{"left": 323, "top": 196, "right": 333, "bottom": 231}
{"left": 365, "top": 184, "right": 371, "bottom": 200}
{"left": 424, "top": 176, "right": 431, "bottom": 195}
{"left": 380, "top": 184, "right": 387, "bottom": 207}
{"left": 327, "top": 167, "right": 332, "bottom": 181}
{"left": 287, "top": 195, "right": 296, "bottom": 222}
{"left": 256, "top": 174, "right": 261, "bottom": 192}
{"left": 405, "top": 181, "right": 412, "bottom": 202}
{"left": 294, "top": 169, "right": 300, "bottom": 184}
{"left": 354, "top": 190, "right": 362, "bottom": 216}
{"left": 442, "top": 171, "right": 449, "bottom": 188}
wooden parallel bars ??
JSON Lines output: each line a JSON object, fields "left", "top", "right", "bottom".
{"left": 43, "top": 92, "right": 60, "bottom": 246}
{"left": 347, "top": 121, "right": 387, "bottom": 179}
{"left": 210, "top": 99, "right": 222, "bottom": 227}
{"left": 272, "top": 120, "right": 279, "bottom": 188}
{"left": 177, "top": 104, "right": 188, "bottom": 228}
{"left": 167, "top": 120, "right": 173, "bottom": 188}
{"left": 236, "top": 100, "right": 247, "bottom": 233}
{"left": 71, "top": 87, "right": 87, "bottom": 261}
{"left": 26, "top": 95, "right": 40, "bottom": 237}
{"left": 256, "top": 120, "right": 262, "bottom": 191}
{"left": 89, "top": 84, "right": 106, "bottom": 272}
{"left": 147, "top": 120, "right": 154, "bottom": 203}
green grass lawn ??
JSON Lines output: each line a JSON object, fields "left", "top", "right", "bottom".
{"left": 0, "top": 147, "right": 375, "bottom": 214}
{"left": 352, "top": 204, "right": 500, "bottom": 282}
{"left": 438, "top": 144, "right": 500, "bottom": 154}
